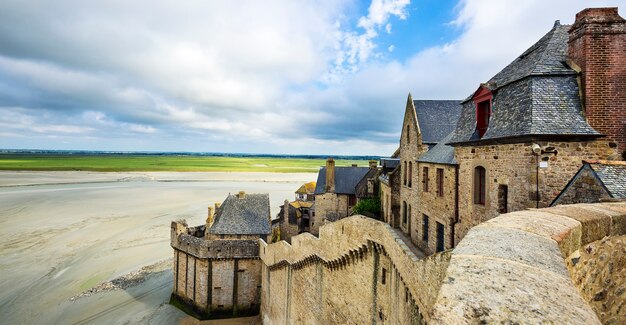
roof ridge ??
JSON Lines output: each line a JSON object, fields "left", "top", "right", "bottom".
{"left": 584, "top": 159, "right": 626, "bottom": 166}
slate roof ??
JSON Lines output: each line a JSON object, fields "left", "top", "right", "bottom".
{"left": 413, "top": 100, "right": 462, "bottom": 144}
{"left": 380, "top": 158, "right": 400, "bottom": 170}
{"left": 314, "top": 166, "right": 371, "bottom": 195}
{"left": 590, "top": 161, "right": 626, "bottom": 199}
{"left": 208, "top": 193, "right": 271, "bottom": 235}
{"left": 418, "top": 132, "right": 457, "bottom": 165}
{"left": 449, "top": 23, "right": 601, "bottom": 145}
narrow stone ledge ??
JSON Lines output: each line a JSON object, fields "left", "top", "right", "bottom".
{"left": 430, "top": 255, "right": 601, "bottom": 325}
{"left": 453, "top": 226, "right": 569, "bottom": 277}
{"left": 542, "top": 204, "right": 615, "bottom": 244}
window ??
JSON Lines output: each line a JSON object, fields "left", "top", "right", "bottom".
{"left": 422, "top": 167, "right": 429, "bottom": 192}
{"left": 408, "top": 162, "right": 412, "bottom": 188}
{"left": 407, "top": 125, "right": 410, "bottom": 143}
{"left": 436, "top": 168, "right": 444, "bottom": 197}
{"left": 422, "top": 214, "right": 429, "bottom": 242}
{"left": 474, "top": 166, "right": 486, "bottom": 205}
{"left": 348, "top": 195, "right": 357, "bottom": 206}
{"left": 476, "top": 100, "right": 491, "bottom": 138}
{"left": 403, "top": 161, "right": 407, "bottom": 186}
{"left": 436, "top": 222, "right": 445, "bottom": 252}
{"left": 402, "top": 201, "right": 407, "bottom": 224}
{"left": 381, "top": 267, "right": 387, "bottom": 284}
{"left": 498, "top": 185, "right": 508, "bottom": 213}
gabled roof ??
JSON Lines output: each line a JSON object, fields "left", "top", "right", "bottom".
{"left": 449, "top": 23, "right": 600, "bottom": 145}
{"left": 413, "top": 100, "right": 462, "bottom": 144}
{"left": 587, "top": 160, "right": 626, "bottom": 198}
{"left": 295, "top": 182, "right": 316, "bottom": 194}
{"left": 418, "top": 132, "right": 457, "bottom": 165}
{"left": 314, "top": 166, "right": 371, "bottom": 195}
{"left": 208, "top": 193, "right": 271, "bottom": 235}
{"left": 380, "top": 158, "right": 400, "bottom": 169}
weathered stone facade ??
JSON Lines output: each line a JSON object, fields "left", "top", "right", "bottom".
{"left": 453, "top": 140, "right": 617, "bottom": 243}
{"left": 311, "top": 192, "right": 349, "bottom": 235}
{"left": 399, "top": 96, "right": 428, "bottom": 239}
{"left": 380, "top": 168, "right": 400, "bottom": 228}
{"left": 260, "top": 216, "right": 451, "bottom": 324}
{"left": 170, "top": 221, "right": 263, "bottom": 319}
{"left": 260, "top": 202, "right": 626, "bottom": 324}
{"left": 552, "top": 165, "right": 613, "bottom": 205}
{"left": 414, "top": 162, "right": 458, "bottom": 255}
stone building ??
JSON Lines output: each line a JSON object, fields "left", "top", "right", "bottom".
{"left": 312, "top": 158, "right": 378, "bottom": 235}
{"left": 446, "top": 10, "right": 624, "bottom": 243}
{"left": 295, "top": 181, "right": 316, "bottom": 201}
{"left": 170, "top": 191, "right": 270, "bottom": 319}
{"left": 275, "top": 199, "right": 314, "bottom": 243}
{"left": 379, "top": 157, "right": 400, "bottom": 228}
{"left": 396, "top": 97, "right": 461, "bottom": 252}
{"left": 552, "top": 160, "right": 626, "bottom": 205}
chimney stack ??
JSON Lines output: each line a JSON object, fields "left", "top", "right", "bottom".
{"left": 568, "top": 7, "right": 626, "bottom": 154}
{"left": 206, "top": 206, "right": 214, "bottom": 226}
{"left": 369, "top": 160, "right": 377, "bottom": 169}
{"left": 238, "top": 191, "right": 246, "bottom": 199}
{"left": 325, "top": 158, "right": 335, "bottom": 193}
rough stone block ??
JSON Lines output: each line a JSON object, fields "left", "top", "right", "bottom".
{"left": 543, "top": 204, "right": 612, "bottom": 244}
{"left": 454, "top": 225, "right": 569, "bottom": 277}
{"left": 430, "top": 255, "right": 601, "bottom": 325}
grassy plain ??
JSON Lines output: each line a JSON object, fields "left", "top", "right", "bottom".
{"left": 0, "top": 155, "right": 370, "bottom": 173}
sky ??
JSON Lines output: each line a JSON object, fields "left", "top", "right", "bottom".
{"left": 0, "top": 0, "right": 623, "bottom": 155}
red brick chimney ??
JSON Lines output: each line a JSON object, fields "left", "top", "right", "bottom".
{"left": 568, "top": 7, "right": 626, "bottom": 155}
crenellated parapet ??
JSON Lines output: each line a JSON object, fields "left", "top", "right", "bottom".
{"left": 171, "top": 221, "right": 259, "bottom": 259}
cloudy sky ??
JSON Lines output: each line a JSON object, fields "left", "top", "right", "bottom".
{"left": 0, "top": 0, "right": 622, "bottom": 155}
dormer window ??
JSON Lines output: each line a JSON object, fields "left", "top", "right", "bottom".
{"left": 473, "top": 85, "right": 493, "bottom": 139}
{"left": 476, "top": 100, "right": 491, "bottom": 138}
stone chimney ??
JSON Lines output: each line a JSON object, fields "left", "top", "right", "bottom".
{"left": 206, "top": 206, "right": 214, "bottom": 226}
{"left": 325, "top": 158, "right": 335, "bottom": 193}
{"left": 369, "top": 160, "right": 377, "bottom": 169}
{"left": 283, "top": 199, "right": 289, "bottom": 221}
{"left": 568, "top": 7, "right": 626, "bottom": 153}
{"left": 238, "top": 191, "right": 246, "bottom": 199}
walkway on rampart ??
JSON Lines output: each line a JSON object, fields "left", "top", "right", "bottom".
{"left": 389, "top": 227, "right": 425, "bottom": 259}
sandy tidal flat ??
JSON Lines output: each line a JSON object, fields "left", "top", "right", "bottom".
{"left": 0, "top": 171, "right": 315, "bottom": 324}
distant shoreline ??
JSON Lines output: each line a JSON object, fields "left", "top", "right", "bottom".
{"left": 0, "top": 153, "right": 376, "bottom": 173}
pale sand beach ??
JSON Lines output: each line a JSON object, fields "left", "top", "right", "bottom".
{"left": 0, "top": 171, "right": 316, "bottom": 324}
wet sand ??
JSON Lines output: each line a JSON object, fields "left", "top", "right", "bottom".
{"left": 0, "top": 171, "right": 315, "bottom": 324}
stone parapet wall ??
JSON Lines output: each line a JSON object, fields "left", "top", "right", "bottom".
{"left": 260, "top": 216, "right": 451, "bottom": 324}
{"left": 430, "top": 202, "right": 626, "bottom": 324}
{"left": 171, "top": 221, "right": 259, "bottom": 259}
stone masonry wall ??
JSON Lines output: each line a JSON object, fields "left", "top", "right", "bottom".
{"left": 415, "top": 162, "right": 457, "bottom": 254}
{"left": 453, "top": 139, "right": 617, "bottom": 243}
{"left": 311, "top": 192, "right": 349, "bottom": 235}
{"left": 399, "top": 98, "right": 428, "bottom": 241}
{"left": 260, "top": 216, "right": 451, "bottom": 324}
{"left": 552, "top": 166, "right": 612, "bottom": 205}
{"left": 171, "top": 221, "right": 262, "bottom": 319}
{"left": 430, "top": 202, "right": 626, "bottom": 324}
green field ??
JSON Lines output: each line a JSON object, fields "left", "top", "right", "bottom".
{"left": 0, "top": 155, "right": 371, "bottom": 173}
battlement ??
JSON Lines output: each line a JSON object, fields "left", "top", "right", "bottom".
{"left": 171, "top": 221, "right": 259, "bottom": 259}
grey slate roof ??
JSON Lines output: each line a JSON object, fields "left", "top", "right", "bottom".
{"left": 208, "top": 193, "right": 271, "bottom": 235}
{"left": 449, "top": 23, "right": 600, "bottom": 145}
{"left": 413, "top": 100, "right": 462, "bottom": 144}
{"left": 314, "top": 166, "right": 371, "bottom": 195}
{"left": 591, "top": 162, "right": 626, "bottom": 199}
{"left": 380, "top": 158, "right": 400, "bottom": 169}
{"left": 418, "top": 132, "right": 457, "bottom": 165}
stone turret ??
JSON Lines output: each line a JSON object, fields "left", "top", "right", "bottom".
{"left": 568, "top": 7, "right": 626, "bottom": 154}
{"left": 325, "top": 158, "right": 335, "bottom": 193}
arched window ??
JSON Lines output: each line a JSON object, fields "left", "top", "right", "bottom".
{"left": 474, "top": 166, "right": 486, "bottom": 205}
{"left": 403, "top": 161, "right": 407, "bottom": 186}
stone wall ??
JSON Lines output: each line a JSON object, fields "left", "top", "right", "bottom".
{"left": 415, "top": 162, "right": 458, "bottom": 254}
{"left": 171, "top": 221, "right": 262, "bottom": 319}
{"left": 260, "top": 216, "right": 452, "bottom": 324}
{"left": 552, "top": 165, "right": 613, "bottom": 205}
{"left": 453, "top": 139, "right": 617, "bottom": 243}
{"left": 399, "top": 96, "right": 428, "bottom": 241}
{"left": 311, "top": 192, "right": 349, "bottom": 235}
{"left": 430, "top": 202, "right": 626, "bottom": 324}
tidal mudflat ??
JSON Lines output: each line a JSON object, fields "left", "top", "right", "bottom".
{"left": 0, "top": 171, "right": 315, "bottom": 324}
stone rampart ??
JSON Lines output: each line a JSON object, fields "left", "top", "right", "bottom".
{"left": 260, "top": 203, "right": 626, "bottom": 324}
{"left": 171, "top": 221, "right": 259, "bottom": 259}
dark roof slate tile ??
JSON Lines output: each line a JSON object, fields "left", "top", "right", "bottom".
{"left": 314, "top": 166, "right": 371, "bottom": 195}
{"left": 418, "top": 132, "right": 457, "bottom": 165}
{"left": 413, "top": 100, "right": 462, "bottom": 144}
{"left": 208, "top": 193, "right": 271, "bottom": 235}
